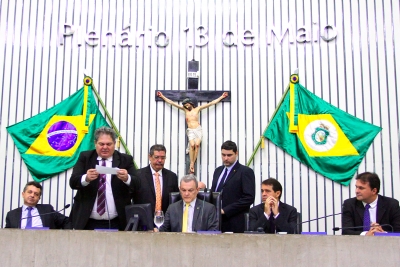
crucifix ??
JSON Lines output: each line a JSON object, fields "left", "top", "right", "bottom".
{"left": 156, "top": 60, "right": 230, "bottom": 174}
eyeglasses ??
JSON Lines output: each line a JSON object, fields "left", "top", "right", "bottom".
{"left": 152, "top": 155, "right": 167, "bottom": 160}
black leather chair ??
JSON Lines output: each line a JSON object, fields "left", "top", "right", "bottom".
{"left": 169, "top": 191, "right": 222, "bottom": 230}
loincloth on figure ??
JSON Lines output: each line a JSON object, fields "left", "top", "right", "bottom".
{"left": 186, "top": 125, "right": 203, "bottom": 154}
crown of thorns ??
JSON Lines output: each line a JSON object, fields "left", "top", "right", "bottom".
{"left": 182, "top": 98, "right": 196, "bottom": 107}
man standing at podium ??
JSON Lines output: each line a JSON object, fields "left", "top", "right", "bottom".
{"left": 249, "top": 178, "right": 298, "bottom": 234}
{"left": 342, "top": 172, "right": 400, "bottom": 235}
{"left": 69, "top": 126, "right": 140, "bottom": 230}
{"left": 5, "top": 181, "right": 70, "bottom": 229}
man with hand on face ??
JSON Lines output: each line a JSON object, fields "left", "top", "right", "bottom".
{"left": 341, "top": 172, "right": 400, "bottom": 235}
{"left": 133, "top": 144, "right": 178, "bottom": 214}
{"left": 249, "top": 178, "right": 298, "bottom": 234}
{"left": 158, "top": 174, "right": 218, "bottom": 232}
{"left": 5, "top": 181, "right": 71, "bottom": 229}
{"left": 69, "top": 126, "right": 140, "bottom": 230}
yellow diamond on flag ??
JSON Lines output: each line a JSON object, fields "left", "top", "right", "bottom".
{"left": 296, "top": 114, "right": 359, "bottom": 157}
{"left": 25, "top": 114, "right": 96, "bottom": 157}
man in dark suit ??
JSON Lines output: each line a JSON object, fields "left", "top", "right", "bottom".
{"left": 159, "top": 174, "right": 218, "bottom": 232}
{"left": 249, "top": 178, "right": 298, "bottom": 234}
{"left": 69, "top": 126, "right": 140, "bottom": 230}
{"left": 342, "top": 172, "right": 400, "bottom": 235}
{"left": 132, "top": 144, "right": 178, "bottom": 214}
{"left": 211, "top": 140, "right": 255, "bottom": 233}
{"left": 5, "top": 181, "right": 70, "bottom": 229}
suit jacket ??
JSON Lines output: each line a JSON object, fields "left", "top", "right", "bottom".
{"left": 159, "top": 199, "right": 219, "bottom": 232}
{"left": 342, "top": 194, "right": 400, "bottom": 235}
{"left": 132, "top": 165, "right": 178, "bottom": 214}
{"left": 5, "top": 204, "right": 71, "bottom": 229}
{"left": 69, "top": 150, "right": 140, "bottom": 230}
{"left": 211, "top": 161, "right": 255, "bottom": 233}
{"left": 249, "top": 202, "right": 298, "bottom": 234}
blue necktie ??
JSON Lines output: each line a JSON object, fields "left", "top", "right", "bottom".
{"left": 216, "top": 168, "right": 228, "bottom": 192}
{"left": 26, "top": 207, "right": 33, "bottom": 228}
{"left": 269, "top": 212, "right": 276, "bottom": 233}
{"left": 363, "top": 204, "right": 371, "bottom": 231}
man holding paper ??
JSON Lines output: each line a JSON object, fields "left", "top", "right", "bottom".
{"left": 69, "top": 126, "right": 140, "bottom": 230}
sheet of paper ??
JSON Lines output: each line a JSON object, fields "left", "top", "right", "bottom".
{"left": 96, "top": 165, "right": 119, "bottom": 175}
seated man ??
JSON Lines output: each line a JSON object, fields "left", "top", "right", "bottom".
{"left": 5, "top": 181, "right": 71, "bottom": 229}
{"left": 158, "top": 174, "right": 218, "bottom": 232}
{"left": 342, "top": 172, "right": 400, "bottom": 235}
{"left": 249, "top": 178, "right": 297, "bottom": 234}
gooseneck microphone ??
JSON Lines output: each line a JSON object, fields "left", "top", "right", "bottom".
{"left": 20, "top": 204, "right": 71, "bottom": 228}
{"left": 198, "top": 188, "right": 207, "bottom": 232}
{"left": 295, "top": 213, "right": 342, "bottom": 234}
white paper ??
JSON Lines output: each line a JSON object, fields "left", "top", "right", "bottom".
{"left": 96, "top": 165, "right": 119, "bottom": 175}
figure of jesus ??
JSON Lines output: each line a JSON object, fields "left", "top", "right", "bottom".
{"left": 157, "top": 91, "right": 228, "bottom": 173}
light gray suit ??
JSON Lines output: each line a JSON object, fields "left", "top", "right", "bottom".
{"left": 159, "top": 199, "right": 218, "bottom": 232}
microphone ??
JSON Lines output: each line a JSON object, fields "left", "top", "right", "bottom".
{"left": 333, "top": 224, "right": 393, "bottom": 232}
{"left": 296, "top": 212, "right": 341, "bottom": 234}
{"left": 197, "top": 188, "right": 207, "bottom": 232}
{"left": 20, "top": 204, "right": 71, "bottom": 228}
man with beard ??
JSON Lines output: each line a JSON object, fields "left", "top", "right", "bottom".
{"left": 157, "top": 91, "right": 228, "bottom": 173}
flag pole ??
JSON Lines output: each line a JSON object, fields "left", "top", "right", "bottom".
{"left": 246, "top": 85, "right": 290, "bottom": 167}
{"left": 89, "top": 79, "right": 138, "bottom": 169}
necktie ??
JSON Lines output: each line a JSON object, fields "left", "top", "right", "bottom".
{"left": 26, "top": 207, "right": 33, "bottom": 228}
{"left": 269, "top": 212, "right": 276, "bottom": 233}
{"left": 216, "top": 168, "right": 228, "bottom": 192}
{"left": 182, "top": 203, "right": 190, "bottom": 232}
{"left": 363, "top": 204, "right": 371, "bottom": 231}
{"left": 97, "top": 159, "right": 107, "bottom": 216}
{"left": 154, "top": 172, "right": 162, "bottom": 211}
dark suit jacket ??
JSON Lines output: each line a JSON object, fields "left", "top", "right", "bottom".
{"left": 132, "top": 165, "right": 178, "bottom": 214}
{"left": 69, "top": 150, "right": 140, "bottom": 230}
{"left": 5, "top": 204, "right": 71, "bottom": 229}
{"left": 249, "top": 202, "right": 298, "bottom": 234}
{"left": 211, "top": 161, "right": 255, "bottom": 233}
{"left": 159, "top": 199, "right": 218, "bottom": 232}
{"left": 342, "top": 195, "right": 400, "bottom": 235}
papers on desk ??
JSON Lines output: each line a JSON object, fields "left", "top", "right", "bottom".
{"left": 96, "top": 165, "right": 120, "bottom": 175}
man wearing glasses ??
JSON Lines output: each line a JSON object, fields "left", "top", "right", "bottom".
{"left": 132, "top": 144, "right": 179, "bottom": 214}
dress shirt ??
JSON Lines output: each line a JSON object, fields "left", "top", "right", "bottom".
{"left": 183, "top": 199, "right": 196, "bottom": 232}
{"left": 80, "top": 156, "right": 131, "bottom": 220}
{"left": 215, "top": 160, "right": 237, "bottom": 192}
{"left": 360, "top": 196, "right": 378, "bottom": 235}
{"left": 21, "top": 205, "right": 43, "bottom": 229}
{"left": 150, "top": 165, "right": 163, "bottom": 196}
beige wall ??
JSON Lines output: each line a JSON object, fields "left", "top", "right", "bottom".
{"left": 0, "top": 229, "right": 400, "bottom": 267}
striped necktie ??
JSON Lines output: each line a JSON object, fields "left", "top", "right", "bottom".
{"left": 97, "top": 159, "right": 107, "bottom": 215}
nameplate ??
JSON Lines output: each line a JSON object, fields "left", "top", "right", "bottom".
{"left": 94, "top": 228, "right": 119, "bottom": 232}
{"left": 301, "top": 232, "right": 327, "bottom": 235}
{"left": 374, "top": 232, "right": 400, "bottom": 236}
{"left": 244, "top": 231, "right": 265, "bottom": 234}
{"left": 196, "top": 231, "right": 222, "bottom": 234}
{"left": 24, "top": 227, "right": 50, "bottom": 230}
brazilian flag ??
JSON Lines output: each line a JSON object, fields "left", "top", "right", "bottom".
{"left": 264, "top": 74, "right": 381, "bottom": 186}
{"left": 7, "top": 77, "right": 109, "bottom": 182}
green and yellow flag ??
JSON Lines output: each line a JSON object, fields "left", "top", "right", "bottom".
{"left": 7, "top": 77, "right": 109, "bottom": 182}
{"left": 264, "top": 74, "right": 381, "bottom": 186}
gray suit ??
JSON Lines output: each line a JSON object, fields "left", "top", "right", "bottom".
{"left": 159, "top": 199, "right": 218, "bottom": 232}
